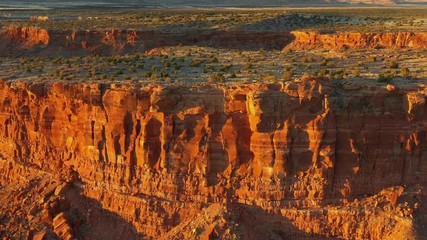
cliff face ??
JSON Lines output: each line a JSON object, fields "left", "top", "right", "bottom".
{"left": 285, "top": 31, "right": 427, "bottom": 50}
{"left": 0, "top": 26, "right": 50, "bottom": 49}
{"left": 0, "top": 26, "right": 292, "bottom": 54}
{"left": 1, "top": 26, "right": 426, "bottom": 55}
{"left": 1, "top": 78, "right": 427, "bottom": 239}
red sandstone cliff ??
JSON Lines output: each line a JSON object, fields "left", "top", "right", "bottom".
{"left": 0, "top": 26, "right": 292, "bottom": 55}
{"left": 285, "top": 31, "right": 427, "bottom": 50}
{"left": 1, "top": 26, "right": 426, "bottom": 55}
{"left": 0, "top": 26, "right": 49, "bottom": 50}
{"left": 0, "top": 78, "right": 427, "bottom": 239}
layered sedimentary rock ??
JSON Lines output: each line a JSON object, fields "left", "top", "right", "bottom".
{"left": 285, "top": 31, "right": 427, "bottom": 50}
{"left": 0, "top": 26, "right": 50, "bottom": 49}
{"left": 0, "top": 26, "right": 292, "bottom": 54}
{"left": 1, "top": 26, "right": 426, "bottom": 55}
{"left": 0, "top": 77, "right": 427, "bottom": 239}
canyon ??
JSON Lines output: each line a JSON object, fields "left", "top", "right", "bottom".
{"left": 1, "top": 7, "right": 427, "bottom": 240}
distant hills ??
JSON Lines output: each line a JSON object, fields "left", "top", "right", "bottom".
{"left": 0, "top": 0, "right": 426, "bottom": 10}
{"left": 143, "top": 0, "right": 427, "bottom": 6}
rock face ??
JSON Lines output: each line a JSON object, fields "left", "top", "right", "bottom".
{"left": 1, "top": 26, "right": 426, "bottom": 55}
{"left": 1, "top": 77, "right": 427, "bottom": 239}
{"left": 0, "top": 26, "right": 292, "bottom": 55}
{"left": 0, "top": 26, "right": 49, "bottom": 49}
{"left": 285, "top": 31, "right": 427, "bottom": 50}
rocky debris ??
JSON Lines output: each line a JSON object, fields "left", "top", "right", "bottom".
{"left": 158, "top": 204, "right": 243, "bottom": 240}
{"left": 147, "top": 48, "right": 169, "bottom": 56}
{"left": 280, "top": 185, "right": 423, "bottom": 239}
{"left": 29, "top": 16, "right": 49, "bottom": 22}
{"left": 52, "top": 212, "right": 74, "bottom": 240}
{"left": 40, "top": 182, "right": 58, "bottom": 203}
{"left": 0, "top": 164, "right": 80, "bottom": 239}
{"left": 386, "top": 84, "right": 396, "bottom": 91}
{"left": 54, "top": 183, "right": 71, "bottom": 196}
{"left": 32, "top": 231, "right": 46, "bottom": 240}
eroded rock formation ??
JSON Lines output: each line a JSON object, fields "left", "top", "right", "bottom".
{"left": 0, "top": 26, "right": 292, "bottom": 54}
{"left": 0, "top": 77, "right": 427, "bottom": 239}
{"left": 285, "top": 31, "right": 427, "bottom": 50}
{"left": 1, "top": 26, "right": 426, "bottom": 55}
{"left": 0, "top": 26, "right": 49, "bottom": 49}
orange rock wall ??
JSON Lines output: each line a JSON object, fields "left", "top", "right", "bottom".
{"left": 1, "top": 79, "right": 427, "bottom": 238}
{"left": 2, "top": 26, "right": 426, "bottom": 55}
{"left": 285, "top": 31, "right": 427, "bottom": 50}
{"left": 0, "top": 26, "right": 291, "bottom": 54}
{"left": 1, "top": 26, "right": 49, "bottom": 48}
{"left": 62, "top": 29, "right": 291, "bottom": 53}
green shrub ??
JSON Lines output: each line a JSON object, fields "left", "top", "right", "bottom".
{"left": 191, "top": 59, "right": 202, "bottom": 67}
{"left": 400, "top": 67, "right": 410, "bottom": 77}
{"left": 320, "top": 58, "right": 328, "bottom": 66}
{"left": 210, "top": 56, "right": 218, "bottom": 63}
{"left": 244, "top": 63, "right": 253, "bottom": 70}
{"left": 220, "top": 64, "right": 233, "bottom": 72}
{"left": 368, "top": 56, "right": 377, "bottom": 62}
{"left": 284, "top": 65, "right": 292, "bottom": 71}
{"left": 282, "top": 70, "right": 294, "bottom": 80}
{"left": 326, "top": 61, "right": 335, "bottom": 68}
{"left": 389, "top": 59, "right": 399, "bottom": 69}
{"left": 263, "top": 74, "right": 277, "bottom": 82}
{"left": 352, "top": 69, "right": 360, "bottom": 77}
{"left": 378, "top": 72, "right": 395, "bottom": 82}
{"left": 208, "top": 72, "right": 225, "bottom": 83}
